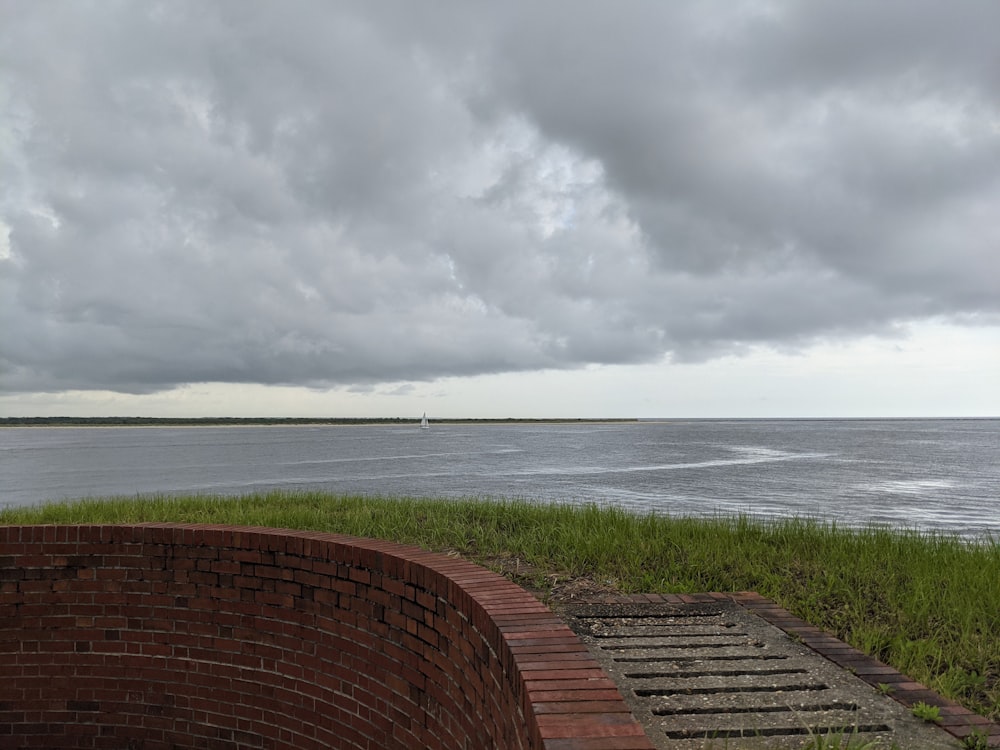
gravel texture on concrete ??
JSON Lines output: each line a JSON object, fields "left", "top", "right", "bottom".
{"left": 557, "top": 593, "right": 997, "bottom": 749}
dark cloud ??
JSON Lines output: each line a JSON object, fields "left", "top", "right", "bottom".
{"left": 2, "top": 0, "right": 997, "bottom": 395}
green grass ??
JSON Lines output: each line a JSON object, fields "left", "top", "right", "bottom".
{"left": 2, "top": 491, "right": 998, "bottom": 723}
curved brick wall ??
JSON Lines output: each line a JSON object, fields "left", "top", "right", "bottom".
{"left": 0, "top": 524, "right": 652, "bottom": 749}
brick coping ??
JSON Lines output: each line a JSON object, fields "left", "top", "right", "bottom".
{"left": 0, "top": 524, "right": 656, "bottom": 749}
{"left": 573, "top": 591, "right": 999, "bottom": 748}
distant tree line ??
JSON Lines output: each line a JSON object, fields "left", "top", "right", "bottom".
{"left": 0, "top": 416, "right": 632, "bottom": 427}
{"left": 0, "top": 417, "right": 415, "bottom": 426}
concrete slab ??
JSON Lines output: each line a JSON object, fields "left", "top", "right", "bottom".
{"left": 561, "top": 598, "right": 973, "bottom": 749}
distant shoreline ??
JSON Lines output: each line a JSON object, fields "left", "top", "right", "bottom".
{"left": 0, "top": 416, "right": 638, "bottom": 428}
{"left": 2, "top": 416, "right": 996, "bottom": 428}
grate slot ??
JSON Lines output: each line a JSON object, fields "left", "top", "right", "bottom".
{"left": 663, "top": 724, "right": 891, "bottom": 740}
{"left": 614, "top": 654, "right": 788, "bottom": 663}
{"left": 585, "top": 611, "right": 723, "bottom": 618}
{"left": 636, "top": 683, "right": 829, "bottom": 697}
{"left": 626, "top": 667, "right": 807, "bottom": 679}
{"left": 600, "top": 640, "right": 762, "bottom": 649}
{"left": 653, "top": 701, "right": 860, "bottom": 716}
{"left": 591, "top": 631, "right": 749, "bottom": 638}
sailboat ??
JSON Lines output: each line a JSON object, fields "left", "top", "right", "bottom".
{"left": 420, "top": 412, "right": 429, "bottom": 429}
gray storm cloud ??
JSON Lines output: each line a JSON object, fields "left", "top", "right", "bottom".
{"left": 2, "top": 0, "right": 998, "bottom": 394}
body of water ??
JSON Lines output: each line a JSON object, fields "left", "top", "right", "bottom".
{"left": 1, "top": 419, "right": 997, "bottom": 537}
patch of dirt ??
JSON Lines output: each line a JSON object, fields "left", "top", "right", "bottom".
{"left": 542, "top": 575, "right": 624, "bottom": 607}
{"left": 462, "top": 551, "right": 624, "bottom": 614}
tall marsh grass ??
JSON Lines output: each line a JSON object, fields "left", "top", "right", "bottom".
{"left": 1, "top": 491, "right": 997, "bottom": 721}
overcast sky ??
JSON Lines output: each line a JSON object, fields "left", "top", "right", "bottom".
{"left": 2, "top": 1, "right": 998, "bottom": 419}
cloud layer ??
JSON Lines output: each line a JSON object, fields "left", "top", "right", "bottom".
{"left": 3, "top": 1, "right": 998, "bottom": 394}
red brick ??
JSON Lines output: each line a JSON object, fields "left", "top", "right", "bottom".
{"left": 0, "top": 524, "right": 651, "bottom": 749}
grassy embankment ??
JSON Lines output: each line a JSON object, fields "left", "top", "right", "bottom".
{"left": 1, "top": 491, "right": 997, "bottom": 723}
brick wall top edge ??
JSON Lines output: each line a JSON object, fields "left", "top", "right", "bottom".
{"left": 0, "top": 523, "right": 566, "bottom": 632}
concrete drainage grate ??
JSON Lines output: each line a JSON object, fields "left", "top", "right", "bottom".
{"left": 563, "top": 601, "right": 958, "bottom": 749}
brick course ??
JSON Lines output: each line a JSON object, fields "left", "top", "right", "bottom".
{"left": 0, "top": 525, "right": 652, "bottom": 749}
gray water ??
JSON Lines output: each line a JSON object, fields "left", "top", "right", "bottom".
{"left": 1, "top": 419, "right": 997, "bottom": 537}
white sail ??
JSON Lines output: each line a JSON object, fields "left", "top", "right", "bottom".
{"left": 420, "top": 412, "right": 429, "bottom": 429}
